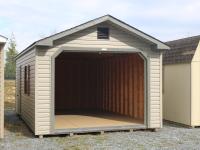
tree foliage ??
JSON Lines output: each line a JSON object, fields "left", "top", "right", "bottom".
{"left": 5, "top": 34, "right": 18, "bottom": 79}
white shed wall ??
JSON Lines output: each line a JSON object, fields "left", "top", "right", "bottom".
{"left": 35, "top": 23, "right": 162, "bottom": 135}
{"left": 191, "top": 41, "right": 200, "bottom": 126}
{"left": 163, "top": 63, "right": 191, "bottom": 125}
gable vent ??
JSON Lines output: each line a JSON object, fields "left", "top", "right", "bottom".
{"left": 97, "top": 27, "right": 109, "bottom": 39}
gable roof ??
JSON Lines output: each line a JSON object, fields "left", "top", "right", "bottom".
{"left": 163, "top": 35, "right": 200, "bottom": 65}
{"left": 16, "top": 15, "right": 170, "bottom": 59}
{"left": 0, "top": 35, "right": 7, "bottom": 43}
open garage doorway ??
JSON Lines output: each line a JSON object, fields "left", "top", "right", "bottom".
{"left": 54, "top": 52, "right": 145, "bottom": 132}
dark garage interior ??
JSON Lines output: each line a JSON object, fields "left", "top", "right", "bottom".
{"left": 54, "top": 52, "right": 145, "bottom": 130}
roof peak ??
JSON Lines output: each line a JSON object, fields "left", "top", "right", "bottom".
{"left": 36, "top": 15, "right": 169, "bottom": 49}
{"left": 16, "top": 15, "right": 169, "bottom": 59}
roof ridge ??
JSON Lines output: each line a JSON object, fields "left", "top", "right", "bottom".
{"left": 16, "top": 14, "right": 169, "bottom": 59}
{"left": 37, "top": 14, "right": 110, "bottom": 43}
{"left": 166, "top": 35, "right": 200, "bottom": 43}
{"left": 163, "top": 35, "right": 200, "bottom": 65}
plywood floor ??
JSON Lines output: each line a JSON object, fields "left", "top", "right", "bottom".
{"left": 55, "top": 112, "right": 143, "bottom": 129}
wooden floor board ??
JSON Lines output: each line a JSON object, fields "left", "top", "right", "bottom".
{"left": 55, "top": 112, "right": 143, "bottom": 129}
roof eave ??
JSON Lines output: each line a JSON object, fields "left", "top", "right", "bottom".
{"left": 36, "top": 15, "right": 109, "bottom": 46}
{"left": 37, "top": 15, "right": 169, "bottom": 50}
{"left": 36, "top": 40, "right": 53, "bottom": 47}
{"left": 107, "top": 16, "right": 170, "bottom": 50}
{"left": 15, "top": 42, "right": 36, "bottom": 60}
{"left": 17, "top": 15, "right": 170, "bottom": 59}
{"left": 16, "top": 40, "right": 54, "bottom": 60}
{"left": 158, "top": 44, "right": 170, "bottom": 50}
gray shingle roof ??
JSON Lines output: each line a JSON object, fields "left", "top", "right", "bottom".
{"left": 163, "top": 35, "right": 200, "bottom": 65}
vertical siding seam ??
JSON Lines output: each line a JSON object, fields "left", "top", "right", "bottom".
{"left": 138, "top": 52, "right": 148, "bottom": 127}
{"left": 51, "top": 54, "right": 55, "bottom": 134}
{"left": 144, "top": 55, "right": 148, "bottom": 127}
{"left": 160, "top": 53, "right": 163, "bottom": 128}
{"left": 35, "top": 48, "right": 38, "bottom": 134}
{"left": 147, "top": 55, "right": 151, "bottom": 128}
{"left": 190, "top": 63, "right": 192, "bottom": 126}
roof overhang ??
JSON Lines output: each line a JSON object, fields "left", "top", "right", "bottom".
{"left": 16, "top": 15, "right": 170, "bottom": 59}
{"left": 36, "top": 15, "right": 170, "bottom": 50}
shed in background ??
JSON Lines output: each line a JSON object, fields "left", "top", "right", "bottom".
{"left": 163, "top": 35, "right": 200, "bottom": 127}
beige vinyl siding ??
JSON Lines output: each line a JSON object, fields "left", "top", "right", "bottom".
{"left": 35, "top": 51, "right": 51, "bottom": 135}
{"left": 54, "top": 23, "right": 151, "bottom": 50}
{"left": 149, "top": 53, "right": 162, "bottom": 128}
{"left": 163, "top": 63, "right": 191, "bottom": 125}
{"left": 16, "top": 48, "right": 36, "bottom": 132}
{"left": 0, "top": 48, "right": 4, "bottom": 138}
{"left": 191, "top": 41, "right": 200, "bottom": 126}
{"left": 35, "top": 23, "right": 162, "bottom": 135}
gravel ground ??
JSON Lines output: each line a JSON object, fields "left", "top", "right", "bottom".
{"left": 1, "top": 109, "right": 200, "bottom": 150}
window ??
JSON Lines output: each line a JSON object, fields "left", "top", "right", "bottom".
{"left": 24, "top": 65, "right": 31, "bottom": 95}
{"left": 97, "top": 27, "right": 109, "bottom": 39}
{"left": 24, "top": 66, "right": 27, "bottom": 94}
{"left": 27, "top": 65, "right": 30, "bottom": 96}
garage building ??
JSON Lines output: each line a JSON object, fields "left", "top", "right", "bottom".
{"left": 15, "top": 15, "right": 169, "bottom": 137}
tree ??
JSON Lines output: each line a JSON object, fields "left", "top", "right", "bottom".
{"left": 5, "top": 34, "right": 18, "bottom": 79}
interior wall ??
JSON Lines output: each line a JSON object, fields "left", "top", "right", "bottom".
{"left": 55, "top": 57, "right": 98, "bottom": 110}
{"left": 55, "top": 53, "right": 144, "bottom": 120}
{"left": 100, "top": 54, "right": 144, "bottom": 120}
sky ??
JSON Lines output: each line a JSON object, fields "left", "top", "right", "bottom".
{"left": 0, "top": 0, "right": 200, "bottom": 52}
